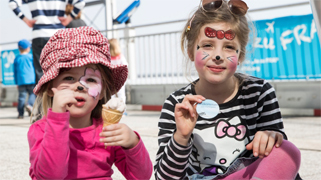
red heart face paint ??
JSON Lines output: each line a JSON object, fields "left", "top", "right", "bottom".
{"left": 79, "top": 68, "right": 102, "bottom": 99}
{"left": 205, "top": 27, "right": 236, "bottom": 40}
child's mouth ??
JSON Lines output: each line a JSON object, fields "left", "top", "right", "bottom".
{"left": 75, "top": 97, "right": 86, "bottom": 107}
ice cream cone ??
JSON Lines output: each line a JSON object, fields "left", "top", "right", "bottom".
{"left": 102, "top": 107, "right": 123, "bottom": 127}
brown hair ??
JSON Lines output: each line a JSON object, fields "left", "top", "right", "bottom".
{"left": 65, "top": 4, "right": 82, "bottom": 19}
{"left": 109, "top": 39, "right": 122, "bottom": 57}
{"left": 30, "top": 64, "right": 114, "bottom": 123}
{"left": 181, "top": 3, "right": 250, "bottom": 63}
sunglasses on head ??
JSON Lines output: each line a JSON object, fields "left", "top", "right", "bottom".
{"left": 200, "top": 0, "right": 249, "bottom": 16}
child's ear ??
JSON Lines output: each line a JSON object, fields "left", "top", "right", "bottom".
{"left": 47, "top": 89, "right": 54, "bottom": 97}
{"left": 47, "top": 83, "right": 54, "bottom": 97}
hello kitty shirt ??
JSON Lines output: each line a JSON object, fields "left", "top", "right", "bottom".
{"left": 154, "top": 73, "right": 286, "bottom": 179}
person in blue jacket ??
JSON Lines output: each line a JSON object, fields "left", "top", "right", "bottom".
{"left": 14, "top": 39, "right": 36, "bottom": 119}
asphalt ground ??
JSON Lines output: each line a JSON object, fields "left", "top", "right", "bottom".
{"left": 0, "top": 107, "right": 320, "bottom": 180}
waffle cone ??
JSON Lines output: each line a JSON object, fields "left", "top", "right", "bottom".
{"left": 102, "top": 107, "right": 123, "bottom": 127}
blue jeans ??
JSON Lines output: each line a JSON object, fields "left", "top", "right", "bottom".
{"left": 18, "top": 84, "right": 36, "bottom": 116}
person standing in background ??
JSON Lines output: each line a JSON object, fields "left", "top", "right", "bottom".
{"left": 65, "top": 4, "right": 87, "bottom": 28}
{"left": 109, "top": 39, "right": 129, "bottom": 113}
{"left": 9, "top": 0, "right": 86, "bottom": 84}
{"left": 14, "top": 39, "right": 36, "bottom": 119}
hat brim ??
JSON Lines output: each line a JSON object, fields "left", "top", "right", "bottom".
{"left": 33, "top": 57, "right": 128, "bottom": 95}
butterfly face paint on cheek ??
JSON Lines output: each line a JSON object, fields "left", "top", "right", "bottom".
{"left": 79, "top": 68, "right": 102, "bottom": 99}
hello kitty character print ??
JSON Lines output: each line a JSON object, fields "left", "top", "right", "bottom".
{"left": 192, "top": 116, "right": 250, "bottom": 174}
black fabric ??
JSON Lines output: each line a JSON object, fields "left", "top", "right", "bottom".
{"left": 32, "top": 37, "right": 49, "bottom": 84}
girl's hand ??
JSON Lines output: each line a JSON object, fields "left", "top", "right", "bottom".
{"left": 99, "top": 123, "right": 139, "bottom": 149}
{"left": 246, "top": 130, "right": 284, "bottom": 158}
{"left": 51, "top": 88, "right": 77, "bottom": 113}
{"left": 174, "top": 95, "right": 205, "bottom": 146}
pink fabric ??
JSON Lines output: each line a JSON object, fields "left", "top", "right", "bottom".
{"left": 222, "top": 140, "right": 301, "bottom": 180}
{"left": 28, "top": 109, "right": 153, "bottom": 179}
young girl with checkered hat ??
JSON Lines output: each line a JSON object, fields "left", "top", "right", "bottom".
{"left": 28, "top": 26, "right": 152, "bottom": 179}
{"left": 154, "top": 0, "right": 301, "bottom": 179}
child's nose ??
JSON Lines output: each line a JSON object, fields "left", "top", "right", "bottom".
{"left": 74, "top": 82, "right": 86, "bottom": 91}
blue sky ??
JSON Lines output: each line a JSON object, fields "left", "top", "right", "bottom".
{"left": 0, "top": 0, "right": 313, "bottom": 50}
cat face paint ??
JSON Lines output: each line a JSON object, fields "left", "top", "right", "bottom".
{"left": 196, "top": 45, "right": 210, "bottom": 60}
{"left": 202, "top": 52, "right": 210, "bottom": 60}
{"left": 226, "top": 55, "right": 238, "bottom": 71}
{"left": 205, "top": 27, "right": 236, "bottom": 40}
{"left": 226, "top": 56, "right": 237, "bottom": 64}
{"left": 79, "top": 68, "right": 102, "bottom": 99}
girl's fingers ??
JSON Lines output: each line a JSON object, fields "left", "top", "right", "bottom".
{"left": 258, "top": 135, "right": 268, "bottom": 158}
{"left": 251, "top": 133, "right": 262, "bottom": 157}
{"left": 275, "top": 133, "right": 283, "bottom": 147}
{"left": 183, "top": 95, "right": 205, "bottom": 105}
{"left": 51, "top": 88, "right": 58, "bottom": 94}
{"left": 183, "top": 101, "right": 196, "bottom": 118}
{"left": 100, "top": 135, "right": 122, "bottom": 144}
{"left": 265, "top": 135, "right": 275, "bottom": 156}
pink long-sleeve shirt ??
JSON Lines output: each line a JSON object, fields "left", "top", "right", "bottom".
{"left": 28, "top": 109, "right": 153, "bottom": 179}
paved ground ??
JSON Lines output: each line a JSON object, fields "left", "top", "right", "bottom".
{"left": 0, "top": 107, "right": 320, "bottom": 180}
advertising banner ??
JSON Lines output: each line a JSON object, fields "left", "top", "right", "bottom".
{"left": 1, "top": 49, "right": 20, "bottom": 85}
{"left": 239, "top": 14, "right": 321, "bottom": 80}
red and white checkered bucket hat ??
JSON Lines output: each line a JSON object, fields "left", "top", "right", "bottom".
{"left": 33, "top": 26, "right": 128, "bottom": 95}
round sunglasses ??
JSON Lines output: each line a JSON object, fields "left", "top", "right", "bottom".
{"left": 200, "top": 0, "right": 249, "bottom": 16}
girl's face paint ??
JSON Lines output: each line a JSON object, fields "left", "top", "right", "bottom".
{"left": 205, "top": 27, "right": 236, "bottom": 40}
{"left": 226, "top": 55, "right": 238, "bottom": 71}
{"left": 192, "top": 23, "right": 242, "bottom": 84}
{"left": 195, "top": 50, "right": 208, "bottom": 70}
{"left": 79, "top": 68, "right": 102, "bottom": 99}
{"left": 202, "top": 51, "right": 209, "bottom": 60}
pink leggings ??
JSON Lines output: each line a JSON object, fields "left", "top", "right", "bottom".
{"left": 222, "top": 140, "right": 301, "bottom": 180}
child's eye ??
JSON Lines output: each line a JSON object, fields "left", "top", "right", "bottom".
{"left": 87, "top": 78, "right": 97, "bottom": 83}
{"left": 63, "top": 76, "right": 74, "bottom": 81}
{"left": 201, "top": 44, "right": 213, "bottom": 50}
{"left": 226, "top": 45, "right": 236, "bottom": 50}
{"left": 202, "top": 44, "right": 212, "bottom": 48}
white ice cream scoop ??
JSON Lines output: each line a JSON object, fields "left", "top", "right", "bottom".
{"left": 105, "top": 98, "right": 126, "bottom": 112}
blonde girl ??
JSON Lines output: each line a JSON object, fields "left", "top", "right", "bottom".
{"left": 154, "top": 1, "right": 301, "bottom": 179}
{"left": 28, "top": 26, "right": 152, "bottom": 179}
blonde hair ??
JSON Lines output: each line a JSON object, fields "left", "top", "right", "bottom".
{"left": 181, "top": 3, "right": 251, "bottom": 63}
{"left": 109, "top": 39, "right": 122, "bottom": 57}
{"left": 30, "top": 64, "right": 115, "bottom": 123}
{"left": 65, "top": 4, "right": 82, "bottom": 19}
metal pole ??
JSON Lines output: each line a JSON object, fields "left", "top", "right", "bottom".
{"left": 124, "top": 21, "right": 137, "bottom": 83}
{"left": 310, "top": 0, "right": 321, "bottom": 41}
{"left": 105, "top": 0, "right": 113, "bottom": 38}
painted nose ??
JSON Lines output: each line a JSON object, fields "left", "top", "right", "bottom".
{"left": 215, "top": 55, "right": 221, "bottom": 60}
{"left": 77, "top": 86, "right": 84, "bottom": 91}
